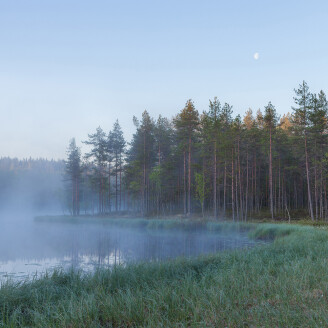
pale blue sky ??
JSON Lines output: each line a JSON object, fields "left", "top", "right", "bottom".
{"left": 1, "top": 0, "right": 328, "bottom": 159}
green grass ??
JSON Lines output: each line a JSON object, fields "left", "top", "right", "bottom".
{"left": 2, "top": 222, "right": 328, "bottom": 327}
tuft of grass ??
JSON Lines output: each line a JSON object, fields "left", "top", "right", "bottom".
{"left": 249, "top": 223, "right": 296, "bottom": 240}
{"left": 1, "top": 223, "right": 328, "bottom": 326}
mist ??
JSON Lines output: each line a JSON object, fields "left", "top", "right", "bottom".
{"left": 0, "top": 155, "right": 260, "bottom": 280}
{"left": 0, "top": 155, "right": 261, "bottom": 282}
{"left": 0, "top": 158, "right": 65, "bottom": 214}
{"left": 0, "top": 211, "right": 263, "bottom": 282}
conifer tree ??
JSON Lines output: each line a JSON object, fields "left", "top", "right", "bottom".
{"left": 65, "top": 138, "right": 82, "bottom": 216}
{"left": 108, "top": 120, "right": 126, "bottom": 211}
{"left": 152, "top": 115, "right": 173, "bottom": 214}
{"left": 83, "top": 127, "right": 108, "bottom": 214}
{"left": 264, "top": 102, "right": 278, "bottom": 219}
{"left": 243, "top": 108, "right": 255, "bottom": 130}
{"left": 125, "top": 111, "right": 155, "bottom": 215}
{"left": 309, "top": 91, "right": 328, "bottom": 219}
{"left": 220, "top": 103, "right": 234, "bottom": 217}
{"left": 292, "top": 81, "right": 314, "bottom": 220}
{"left": 174, "top": 100, "right": 199, "bottom": 216}
{"left": 208, "top": 97, "right": 221, "bottom": 218}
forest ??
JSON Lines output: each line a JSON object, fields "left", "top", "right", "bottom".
{"left": 64, "top": 81, "right": 328, "bottom": 220}
{"left": 0, "top": 157, "right": 64, "bottom": 211}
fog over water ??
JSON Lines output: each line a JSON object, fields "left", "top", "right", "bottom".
{"left": 0, "top": 210, "right": 265, "bottom": 282}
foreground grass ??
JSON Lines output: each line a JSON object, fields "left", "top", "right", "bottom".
{"left": 2, "top": 223, "right": 328, "bottom": 327}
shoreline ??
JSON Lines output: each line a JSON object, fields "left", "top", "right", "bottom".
{"left": 0, "top": 221, "right": 326, "bottom": 326}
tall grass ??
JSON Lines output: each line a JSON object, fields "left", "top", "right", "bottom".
{"left": 1, "top": 223, "right": 328, "bottom": 326}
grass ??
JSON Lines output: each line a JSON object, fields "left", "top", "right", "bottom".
{"left": 1, "top": 222, "right": 328, "bottom": 326}
{"left": 34, "top": 215, "right": 255, "bottom": 233}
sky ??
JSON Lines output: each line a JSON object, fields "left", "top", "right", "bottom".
{"left": 1, "top": 0, "right": 328, "bottom": 159}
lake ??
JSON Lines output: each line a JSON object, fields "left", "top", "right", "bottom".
{"left": 0, "top": 214, "right": 265, "bottom": 281}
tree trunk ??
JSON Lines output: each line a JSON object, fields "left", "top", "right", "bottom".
{"left": 254, "top": 153, "right": 258, "bottom": 212}
{"left": 183, "top": 151, "right": 187, "bottom": 215}
{"left": 108, "top": 165, "right": 111, "bottom": 212}
{"left": 188, "top": 136, "right": 191, "bottom": 216}
{"left": 158, "top": 143, "right": 161, "bottom": 215}
{"left": 304, "top": 133, "right": 314, "bottom": 220}
{"left": 116, "top": 156, "right": 118, "bottom": 212}
{"left": 314, "top": 161, "right": 318, "bottom": 220}
{"left": 232, "top": 149, "right": 235, "bottom": 221}
{"left": 278, "top": 160, "right": 281, "bottom": 214}
{"left": 224, "top": 159, "right": 227, "bottom": 216}
{"left": 76, "top": 179, "right": 79, "bottom": 215}
{"left": 238, "top": 139, "right": 243, "bottom": 220}
{"left": 142, "top": 132, "right": 146, "bottom": 216}
{"left": 245, "top": 150, "right": 248, "bottom": 221}
{"left": 235, "top": 158, "right": 239, "bottom": 220}
{"left": 119, "top": 154, "right": 122, "bottom": 211}
{"left": 203, "top": 159, "right": 205, "bottom": 218}
{"left": 269, "top": 127, "right": 274, "bottom": 219}
{"left": 213, "top": 140, "right": 217, "bottom": 219}
{"left": 320, "top": 161, "right": 323, "bottom": 219}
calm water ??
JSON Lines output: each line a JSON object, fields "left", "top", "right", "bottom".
{"left": 0, "top": 214, "right": 265, "bottom": 281}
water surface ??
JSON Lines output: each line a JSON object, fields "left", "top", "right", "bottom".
{"left": 0, "top": 214, "right": 265, "bottom": 281}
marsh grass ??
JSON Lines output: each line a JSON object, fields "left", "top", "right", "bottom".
{"left": 35, "top": 215, "right": 253, "bottom": 233}
{"left": 2, "top": 222, "right": 328, "bottom": 327}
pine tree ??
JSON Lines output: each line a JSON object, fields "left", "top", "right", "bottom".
{"left": 108, "top": 120, "right": 126, "bottom": 211}
{"left": 264, "top": 102, "right": 278, "bottom": 220}
{"left": 279, "top": 113, "right": 292, "bottom": 131}
{"left": 292, "top": 81, "right": 314, "bottom": 220}
{"left": 309, "top": 91, "right": 328, "bottom": 219}
{"left": 243, "top": 108, "right": 255, "bottom": 130}
{"left": 65, "top": 138, "right": 82, "bottom": 216}
{"left": 243, "top": 108, "right": 257, "bottom": 220}
{"left": 125, "top": 111, "right": 155, "bottom": 215}
{"left": 174, "top": 100, "right": 199, "bottom": 216}
{"left": 220, "top": 103, "right": 234, "bottom": 217}
{"left": 208, "top": 97, "right": 221, "bottom": 218}
{"left": 83, "top": 127, "right": 108, "bottom": 214}
{"left": 152, "top": 115, "right": 173, "bottom": 214}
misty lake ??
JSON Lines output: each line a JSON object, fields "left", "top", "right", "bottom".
{"left": 0, "top": 214, "right": 266, "bottom": 281}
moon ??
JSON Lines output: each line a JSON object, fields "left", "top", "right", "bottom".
{"left": 254, "top": 52, "right": 259, "bottom": 60}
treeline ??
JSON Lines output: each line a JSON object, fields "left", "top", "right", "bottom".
{"left": 66, "top": 81, "right": 328, "bottom": 220}
{"left": 0, "top": 157, "right": 64, "bottom": 211}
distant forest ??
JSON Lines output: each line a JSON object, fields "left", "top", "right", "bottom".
{"left": 0, "top": 157, "right": 64, "bottom": 211}
{"left": 63, "top": 81, "right": 328, "bottom": 221}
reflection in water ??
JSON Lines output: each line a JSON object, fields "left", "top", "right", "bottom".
{"left": 0, "top": 218, "right": 266, "bottom": 281}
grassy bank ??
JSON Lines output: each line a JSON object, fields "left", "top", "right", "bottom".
{"left": 2, "top": 223, "right": 328, "bottom": 327}
{"left": 34, "top": 215, "right": 255, "bottom": 232}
